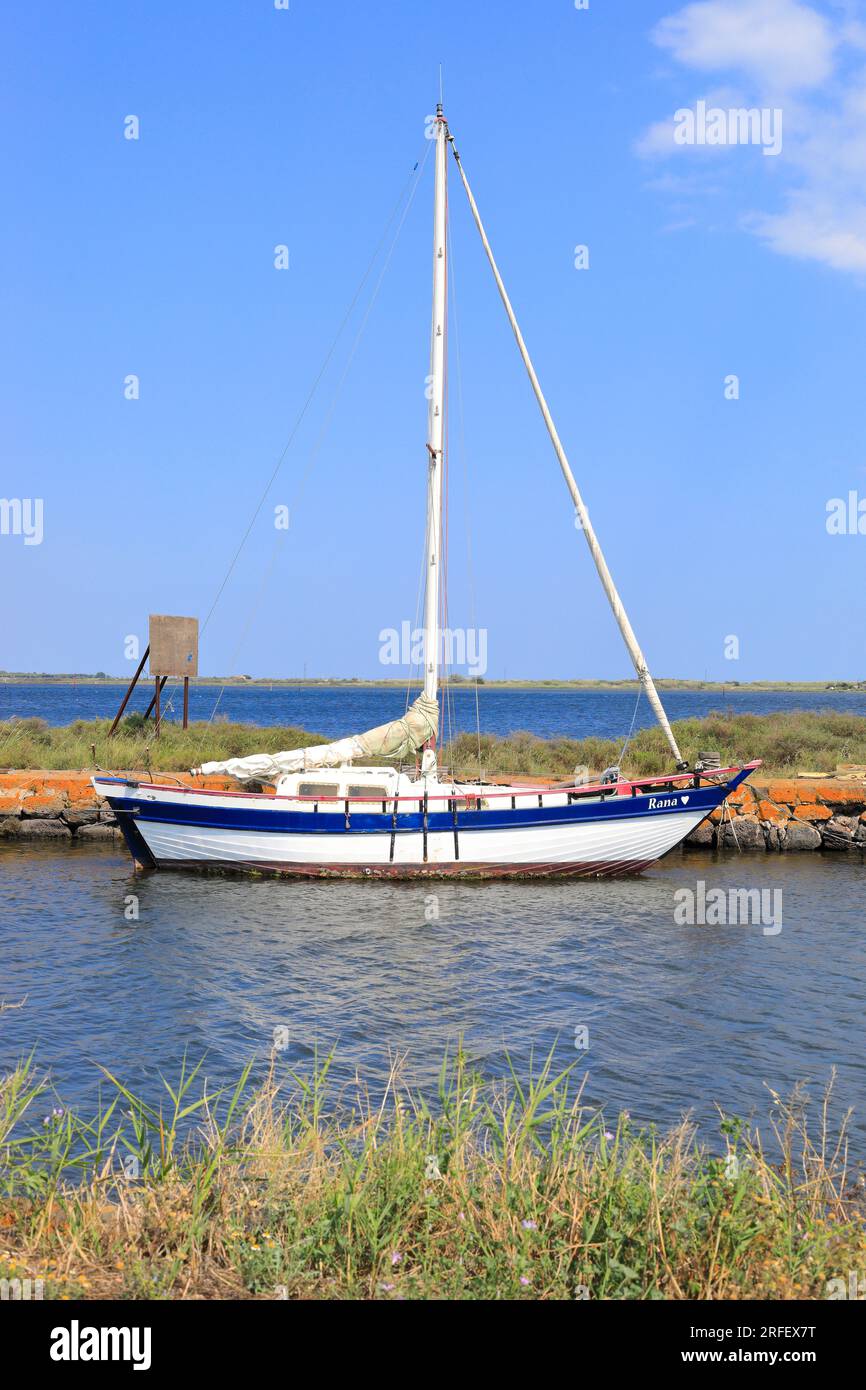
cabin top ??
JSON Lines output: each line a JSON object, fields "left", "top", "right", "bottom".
{"left": 274, "top": 764, "right": 411, "bottom": 802}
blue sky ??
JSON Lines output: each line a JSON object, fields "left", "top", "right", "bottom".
{"left": 1, "top": 0, "right": 865, "bottom": 682}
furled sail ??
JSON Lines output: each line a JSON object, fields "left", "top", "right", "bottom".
{"left": 193, "top": 694, "right": 438, "bottom": 783}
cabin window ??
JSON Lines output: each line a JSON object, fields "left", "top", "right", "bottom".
{"left": 347, "top": 785, "right": 388, "bottom": 802}
{"left": 298, "top": 782, "right": 339, "bottom": 800}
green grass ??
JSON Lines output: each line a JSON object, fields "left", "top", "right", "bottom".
{"left": 446, "top": 709, "right": 866, "bottom": 780}
{"left": 0, "top": 715, "right": 326, "bottom": 776}
{"left": 0, "top": 1047, "right": 862, "bottom": 1300}
{"left": 2, "top": 709, "right": 866, "bottom": 778}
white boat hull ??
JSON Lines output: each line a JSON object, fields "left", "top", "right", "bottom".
{"left": 91, "top": 774, "right": 747, "bottom": 879}
{"left": 134, "top": 807, "right": 704, "bottom": 877}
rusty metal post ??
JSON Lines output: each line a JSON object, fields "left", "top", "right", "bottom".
{"left": 107, "top": 645, "right": 150, "bottom": 738}
{"left": 182, "top": 677, "right": 189, "bottom": 729}
{"left": 143, "top": 676, "right": 167, "bottom": 722}
{"left": 154, "top": 677, "right": 161, "bottom": 739}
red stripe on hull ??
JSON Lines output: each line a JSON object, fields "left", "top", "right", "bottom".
{"left": 150, "top": 856, "right": 658, "bottom": 880}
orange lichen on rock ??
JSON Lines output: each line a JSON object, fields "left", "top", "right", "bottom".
{"left": 812, "top": 779, "right": 866, "bottom": 805}
{"left": 22, "top": 792, "right": 65, "bottom": 814}
{"left": 793, "top": 803, "right": 833, "bottom": 821}
{"left": 764, "top": 780, "right": 813, "bottom": 806}
{"left": 758, "top": 799, "right": 790, "bottom": 823}
{"left": 0, "top": 773, "right": 39, "bottom": 793}
{"left": 727, "top": 785, "right": 756, "bottom": 808}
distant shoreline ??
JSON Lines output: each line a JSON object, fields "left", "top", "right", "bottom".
{"left": 0, "top": 675, "right": 864, "bottom": 693}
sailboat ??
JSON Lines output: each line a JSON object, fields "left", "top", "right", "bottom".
{"left": 94, "top": 106, "right": 758, "bottom": 878}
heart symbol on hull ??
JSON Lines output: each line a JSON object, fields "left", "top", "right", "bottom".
{"left": 681, "top": 795, "right": 690, "bottom": 804}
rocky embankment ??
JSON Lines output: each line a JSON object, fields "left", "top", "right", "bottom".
{"left": 684, "top": 777, "right": 866, "bottom": 853}
{"left": 0, "top": 771, "right": 865, "bottom": 854}
{"left": 0, "top": 772, "right": 234, "bottom": 842}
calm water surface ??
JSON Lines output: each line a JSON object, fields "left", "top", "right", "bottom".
{"left": 1, "top": 843, "right": 863, "bottom": 1156}
{"left": 4, "top": 682, "right": 866, "bottom": 741}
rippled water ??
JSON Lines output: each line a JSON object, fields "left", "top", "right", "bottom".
{"left": 1, "top": 842, "right": 863, "bottom": 1156}
{"left": 3, "top": 682, "right": 866, "bottom": 741}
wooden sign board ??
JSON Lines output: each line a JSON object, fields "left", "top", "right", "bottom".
{"left": 149, "top": 615, "right": 199, "bottom": 678}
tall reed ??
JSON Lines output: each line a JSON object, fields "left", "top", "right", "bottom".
{"left": 1, "top": 1048, "right": 862, "bottom": 1300}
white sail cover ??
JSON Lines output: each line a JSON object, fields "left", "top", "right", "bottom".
{"left": 195, "top": 695, "right": 438, "bottom": 783}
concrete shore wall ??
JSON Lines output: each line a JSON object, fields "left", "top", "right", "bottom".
{"left": 1, "top": 770, "right": 865, "bottom": 853}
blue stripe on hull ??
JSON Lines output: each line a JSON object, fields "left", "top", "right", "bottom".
{"left": 100, "top": 783, "right": 727, "bottom": 836}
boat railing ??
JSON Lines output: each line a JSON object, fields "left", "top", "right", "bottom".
{"left": 115, "top": 767, "right": 756, "bottom": 811}
{"left": 271, "top": 760, "right": 759, "bottom": 805}
{"left": 127, "top": 760, "right": 760, "bottom": 806}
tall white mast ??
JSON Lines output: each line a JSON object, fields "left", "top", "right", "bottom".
{"left": 422, "top": 103, "right": 448, "bottom": 727}
{"left": 447, "top": 128, "right": 686, "bottom": 768}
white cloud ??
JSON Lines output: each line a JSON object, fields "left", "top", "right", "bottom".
{"left": 654, "top": 0, "right": 836, "bottom": 91}
{"left": 639, "top": 0, "right": 866, "bottom": 276}
{"left": 750, "top": 197, "right": 866, "bottom": 271}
